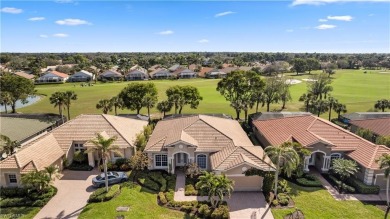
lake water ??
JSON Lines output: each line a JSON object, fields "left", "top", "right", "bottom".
{"left": 0, "top": 95, "right": 42, "bottom": 112}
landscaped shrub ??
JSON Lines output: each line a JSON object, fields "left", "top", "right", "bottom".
{"left": 323, "top": 174, "right": 355, "bottom": 193}
{"left": 166, "top": 175, "right": 176, "bottom": 191}
{"left": 138, "top": 176, "right": 160, "bottom": 191}
{"left": 277, "top": 179, "right": 291, "bottom": 194}
{"left": 67, "top": 162, "right": 93, "bottom": 171}
{"left": 341, "top": 184, "right": 355, "bottom": 193}
{"left": 0, "top": 187, "right": 28, "bottom": 198}
{"left": 198, "top": 204, "right": 210, "bottom": 216}
{"left": 149, "top": 171, "right": 167, "bottom": 191}
{"left": 271, "top": 199, "right": 279, "bottom": 207}
{"left": 180, "top": 205, "right": 193, "bottom": 213}
{"left": 121, "top": 181, "right": 137, "bottom": 189}
{"left": 0, "top": 186, "right": 57, "bottom": 208}
{"left": 277, "top": 193, "right": 289, "bottom": 206}
{"left": 210, "top": 205, "right": 229, "bottom": 219}
{"left": 347, "top": 177, "right": 380, "bottom": 194}
{"left": 185, "top": 184, "right": 198, "bottom": 196}
{"left": 158, "top": 192, "right": 167, "bottom": 205}
{"left": 88, "top": 185, "right": 121, "bottom": 203}
{"left": 296, "top": 177, "right": 322, "bottom": 187}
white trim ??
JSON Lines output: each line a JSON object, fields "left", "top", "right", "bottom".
{"left": 309, "top": 149, "right": 327, "bottom": 156}
{"left": 224, "top": 162, "right": 264, "bottom": 172}
{"left": 196, "top": 154, "right": 208, "bottom": 169}
{"left": 154, "top": 154, "right": 168, "bottom": 168}
{"left": 165, "top": 140, "right": 197, "bottom": 148}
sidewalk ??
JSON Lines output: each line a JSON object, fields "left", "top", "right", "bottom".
{"left": 173, "top": 171, "right": 208, "bottom": 201}
{"left": 312, "top": 171, "right": 386, "bottom": 201}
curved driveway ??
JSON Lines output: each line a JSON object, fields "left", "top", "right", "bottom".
{"left": 34, "top": 169, "right": 99, "bottom": 219}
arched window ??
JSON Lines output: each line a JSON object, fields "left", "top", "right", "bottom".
{"left": 197, "top": 154, "right": 207, "bottom": 169}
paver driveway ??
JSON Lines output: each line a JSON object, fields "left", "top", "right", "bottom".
{"left": 227, "top": 192, "right": 274, "bottom": 219}
{"left": 34, "top": 169, "right": 99, "bottom": 219}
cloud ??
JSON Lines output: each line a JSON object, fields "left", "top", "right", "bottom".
{"left": 327, "top": 15, "right": 353, "bottom": 21}
{"left": 319, "top": 18, "right": 328, "bottom": 22}
{"left": 315, "top": 24, "right": 336, "bottom": 29}
{"left": 1, "top": 7, "right": 23, "bottom": 14}
{"left": 28, "top": 17, "right": 45, "bottom": 21}
{"left": 56, "top": 18, "right": 91, "bottom": 26}
{"left": 292, "top": 0, "right": 390, "bottom": 6}
{"left": 55, "top": 0, "right": 74, "bottom": 3}
{"left": 39, "top": 34, "right": 48, "bottom": 38}
{"left": 215, "top": 11, "right": 236, "bottom": 18}
{"left": 53, "top": 33, "right": 69, "bottom": 37}
{"left": 286, "top": 29, "right": 294, "bottom": 32}
{"left": 157, "top": 30, "right": 174, "bottom": 35}
{"left": 198, "top": 39, "right": 209, "bottom": 43}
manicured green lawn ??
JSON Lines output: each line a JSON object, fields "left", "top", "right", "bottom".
{"left": 79, "top": 185, "right": 188, "bottom": 219}
{"left": 19, "top": 69, "right": 390, "bottom": 119}
{"left": 0, "top": 207, "right": 41, "bottom": 219}
{"left": 271, "top": 183, "right": 384, "bottom": 219}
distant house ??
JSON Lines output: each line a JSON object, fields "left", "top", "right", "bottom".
{"left": 168, "top": 64, "right": 181, "bottom": 72}
{"left": 206, "top": 69, "right": 227, "bottom": 79}
{"left": 99, "top": 70, "right": 122, "bottom": 81}
{"left": 350, "top": 117, "right": 390, "bottom": 138}
{"left": 220, "top": 67, "right": 238, "bottom": 74}
{"left": 178, "top": 69, "right": 197, "bottom": 79}
{"left": 35, "top": 71, "right": 69, "bottom": 84}
{"left": 125, "top": 67, "right": 149, "bottom": 81}
{"left": 13, "top": 72, "right": 34, "bottom": 81}
{"left": 197, "top": 67, "right": 213, "bottom": 78}
{"left": 68, "top": 70, "right": 94, "bottom": 82}
{"left": 148, "top": 64, "right": 161, "bottom": 72}
{"left": 340, "top": 112, "right": 390, "bottom": 125}
{"left": 238, "top": 66, "right": 253, "bottom": 71}
{"left": 150, "top": 68, "right": 173, "bottom": 79}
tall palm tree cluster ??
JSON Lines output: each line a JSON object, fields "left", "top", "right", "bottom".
{"left": 49, "top": 91, "right": 78, "bottom": 122}
{"left": 96, "top": 96, "right": 124, "bottom": 115}
{"left": 0, "top": 134, "right": 19, "bottom": 156}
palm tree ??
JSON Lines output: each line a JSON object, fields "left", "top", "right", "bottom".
{"left": 44, "top": 165, "right": 60, "bottom": 180}
{"left": 313, "top": 99, "right": 329, "bottom": 117}
{"left": 0, "top": 134, "right": 18, "bottom": 155}
{"left": 96, "top": 99, "right": 113, "bottom": 114}
{"left": 88, "top": 133, "right": 120, "bottom": 192}
{"left": 327, "top": 96, "right": 339, "bottom": 121}
{"left": 64, "top": 91, "right": 78, "bottom": 120}
{"left": 0, "top": 91, "right": 12, "bottom": 113}
{"left": 334, "top": 103, "right": 347, "bottom": 120}
{"left": 49, "top": 92, "right": 66, "bottom": 123}
{"left": 157, "top": 100, "right": 173, "bottom": 118}
{"left": 299, "top": 93, "right": 314, "bottom": 112}
{"left": 331, "top": 159, "right": 359, "bottom": 193}
{"left": 195, "top": 171, "right": 234, "bottom": 208}
{"left": 21, "top": 170, "right": 51, "bottom": 192}
{"left": 376, "top": 154, "right": 390, "bottom": 218}
{"left": 374, "top": 99, "right": 390, "bottom": 112}
{"left": 110, "top": 96, "right": 124, "bottom": 116}
{"left": 264, "top": 142, "right": 299, "bottom": 197}
{"left": 142, "top": 94, "right": 158, "bottom": 120}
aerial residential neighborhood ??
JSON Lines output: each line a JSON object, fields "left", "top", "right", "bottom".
{"left": 1, "top": 1, "right": 390, "bottom": 219}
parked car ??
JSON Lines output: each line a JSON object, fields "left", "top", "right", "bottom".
{"left": 92, "top": 171, "right": 128, "bottom": 188}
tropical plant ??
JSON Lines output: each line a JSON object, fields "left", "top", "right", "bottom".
{"left": 87, "top": 133, "right": 120, "bottom": 192}
{"left": 280, "top": 79, "right": 292, "bottom": 109}
{"left": 327, "top": 96, "right": 339, "bottom": 121}
{"left": 334, "top": 102, "right": 347, "bottom": 119}
{"left": 376, "top": 154, "right": 390, "bottom": 217}
{"left": 307, "top": 73, "right": 333, "bottom": 100}
{"left": 49, "top": 92, "right": 66, "bottom": 123}
{"left": 185, "top": 162, "right": 201, "bottom": 179}
{"left": 299, "top": 93, "right": 315, "bottom": 112}
{"left": 142, "top": 93, "right": 158, "bottom": 120}
{"left": 64, "top": 91, "right": 78, "bottom": 120}
{"left": 157, "top": 100, "right": 173, "bottom": 117}
{"left": 167, "top": 85, "right": 203, "bottom": 114}
{"left": 195, "top": 171, "right": 234, "bottom": 208}
{"left": 312, "top": 99, "right": 329, "bottom": 117}
{"left": 96, "top": 99, "right": 113, "bottom": 114}
{"left": 376, "top": 136, "right": 390, "bottom": 147}
{"left": 110, "top": 96, "right": 124, "bottom": 116}
{"left": 44, "top": 165, "right": 60, "bottom": 180}
{"left": 0, "top": 91, "right": 12, "bottom": 113}
{"left": 331, "top": 158, "right": 359, "bottom": 193}
{"left": 129, "top": 151, "right": 149, "bottom": 182}
{"left": 73, "top": 150, "right": 86, "bottom": 164}
{"left": 374, "top": 99, "right": 390, "bottom": 112}
{"left": 0, "top": 134, "right": 18, "bottom": 155}
{"left": 264, "top": 142, "right": 299, "bottom": 197}
{"left": 21, "top": 170, "right": 51, "bottom": 192}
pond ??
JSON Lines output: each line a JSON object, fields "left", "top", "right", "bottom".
{"left": 0, "top": 95, "right": 42, "bottom": 112}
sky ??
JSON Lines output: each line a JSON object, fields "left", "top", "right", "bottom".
{"left": 1, "top": 0, "right": 389, "bottom": 53}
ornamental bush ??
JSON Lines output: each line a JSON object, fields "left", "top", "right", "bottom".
{"left": 347, "top": 177, "right": 380, "bottom": 194}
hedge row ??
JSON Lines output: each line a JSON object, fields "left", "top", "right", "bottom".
{"left": 0, "top": 186, "right": 57, "bottom": 208}
{"left": 295, "top": 174, "right": 322, "bottom": 187}
{"left": 323, "top": 174, "right": 355, "bottom": 193}
{"left": 347, "top": 177, "right": 380, "bottom": 194}
{"left": 88, "top": 184, "right": 121, "bottom": 203}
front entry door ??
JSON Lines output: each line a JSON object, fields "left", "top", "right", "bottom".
{"left": 176, "top": 153, "right": 188, "bottom": 166}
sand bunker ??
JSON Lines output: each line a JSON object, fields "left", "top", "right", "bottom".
{"left": 302, "top": 79, "right": 318, "bottom": 82}
{"left": 285, "top": 79, "right": 302, "bottom": 85}
{"left": 379, "top": 72, "right": 390, "bottom": 74}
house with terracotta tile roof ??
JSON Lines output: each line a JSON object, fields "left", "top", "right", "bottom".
{"left": 125, "top": 67, "right": 149, "bottom": 81}
{"left": 150, "top": 68, "right": 174, "bottom": 79}
{"left": 0, "top": 114, "right": 147, "bottom": 187}
{"left": 99, "top": 70, "right": 123, "bottom": 81}
{"left": 144, "top": 115, "right": 275, "bottom": 191}
{"left": 350, "top": 117, "right": 390, "bottom": 137}
{"left": 13, "top": 71, "right": 34, "bottom": 80}
{"left": 35, "top": 70, "right": 69, "bottom": 83}
{"left": 178, "top": 69, "right": 197, "bottom": 79}
{"left": 252, "top": 113, "right": 390, "bottom": 189}
{"left": 68, "top": 70, "right": 94, "bottom": 82}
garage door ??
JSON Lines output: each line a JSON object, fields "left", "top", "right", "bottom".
{"left": 228, "top": 176, "right": 263, "bottom": 191}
